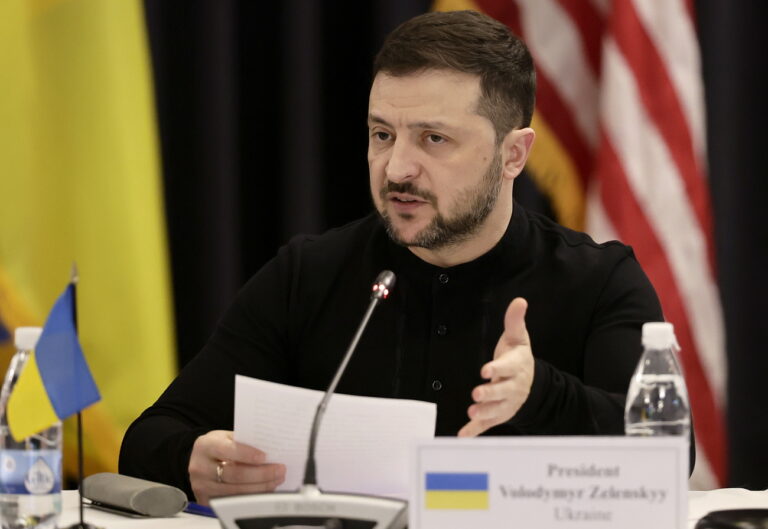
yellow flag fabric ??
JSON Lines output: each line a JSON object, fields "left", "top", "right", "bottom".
{"left": 0, "top": 0, "right": 175, "bottom": 476}
{"left": 7, "top": 352, "right": 60, "bottom": 441}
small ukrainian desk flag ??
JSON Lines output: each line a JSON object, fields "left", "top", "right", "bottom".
{"left": 7, "top": 282, "right": 100, "bottom": 441}
{"left": 425, "top": 472, "right": 489, "bottom": 510}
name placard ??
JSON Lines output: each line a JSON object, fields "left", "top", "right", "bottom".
{"left": 411, "top": 436, "right": 688, "bottom": 529}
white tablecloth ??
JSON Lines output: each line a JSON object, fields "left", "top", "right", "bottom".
{"left": 60, "top": 489, "right": 768, "bottom": 528}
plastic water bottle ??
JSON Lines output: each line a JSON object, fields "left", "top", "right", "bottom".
{"left": 0, "top": 327, "right": 62, "bottom": 529}
{"left": 625, "top": 322, "right": 691, "bottom": 438}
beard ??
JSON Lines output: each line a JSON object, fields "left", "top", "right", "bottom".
{"left": 376, "top": 150, "right": 503, "bottom": 250}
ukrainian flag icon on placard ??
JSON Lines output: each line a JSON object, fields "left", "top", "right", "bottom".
{"left": 425, "top": 472, "right": 489, "bottom": 510}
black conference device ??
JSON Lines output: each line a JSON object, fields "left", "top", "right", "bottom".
{"left": 211, "top": 271, "right": 408, "bottom": 529}
{"left": 695, "top": 509, "right": 768, "bottom": 529}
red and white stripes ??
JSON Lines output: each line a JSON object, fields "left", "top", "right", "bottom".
{"left": 597, "top": 0, "right": 723, "bottom": 489}
{"left": 465, "top": 0, "right": 725, "bottom": 488}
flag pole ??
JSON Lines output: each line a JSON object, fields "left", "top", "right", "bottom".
{"left": 67, "top": 262, "right": 94, "bottom": 529}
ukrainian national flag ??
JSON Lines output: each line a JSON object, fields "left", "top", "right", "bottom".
{"left": 8, "top": 283, "right": 100, "bottom": 441}
{"left": 0, "top": 0, "right": 175, "bottom": 476}
{"left": 425, "top": 472, "right": 489, "bottom": 510}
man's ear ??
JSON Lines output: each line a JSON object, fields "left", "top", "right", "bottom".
{"left": 501, "top": 127, "right": 535, "bottom": 181}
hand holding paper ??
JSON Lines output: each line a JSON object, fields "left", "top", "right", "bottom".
{"left": 188, "top": 430, "right": 286, "bottom": 506}
{"left": 233, "top": 375, "right": 436, "bottom": 499}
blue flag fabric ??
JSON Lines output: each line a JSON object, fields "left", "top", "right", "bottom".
{"left": 36, "top": 283, "right": 100, "bottom": 418}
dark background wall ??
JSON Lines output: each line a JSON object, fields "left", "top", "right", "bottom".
{"left": 143, "top": 0, "right": 768, "bottom": 488}
{"left": 143, "top": 1, "right": 428, "bottom": 370}
{"left": 696, "top": 2, "right": 768, "bottom": 489}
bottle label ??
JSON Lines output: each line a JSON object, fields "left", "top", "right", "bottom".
{"left": 0, "top": 449, "right": 61, "bottom": 494}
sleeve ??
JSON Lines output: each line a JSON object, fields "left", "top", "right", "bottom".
{"left": 506, "top": 249, "right": 696, "bottom": 472}
{"left": 507, "top": 251, "right": 659, "bottom": 435}
{"left": 510, "top": 249, "right": 696, "bottom": 471}
{"left": 118, "top": 242, "right": 298, "bottom": 498}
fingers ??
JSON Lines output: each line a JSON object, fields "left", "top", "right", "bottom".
{"left": 458, "top": 418, "right": 497, "bottom": 438}
{"left": 460, "top": 382, "right": 528, "bottom": 438}
{"left": 465, "top": 358, "right": 533, "bottom": 436}
{"left": 189, "top": 430, "right": 287, "bottom": 506}
{"left": 459, "top": 298, "right": 534, "bottom": 438}
{"left": 193, "top": 464, "right": 286, "bottom": 506}
{"left": 459, "top": 375, "right": 530, "bottom": 438}
{"left": 458, "top": 393, "right": 523, "bottom": 438}
{"left": 471, "top": 378, "right": 522, "bottom": 404}
{"left": 219, "top": 460, "right": 285, "bottom": 485}
{"left": 496, "top": 297, "right": 529, "bottom": 350}
{"left": 200, "top": 430, "right": 267, "bottom": 465}
{"left": 478, "top": 345, "right": 531, "bottom": 381}
{"left": 480, "top": 298, "right": 530, "bottom": 379}
{"left": 209, "top": 475, "right": 287, "bottom": 498}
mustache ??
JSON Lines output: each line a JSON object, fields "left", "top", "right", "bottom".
{"left": 380, "top": 181, "right": 437, "bottom": 204}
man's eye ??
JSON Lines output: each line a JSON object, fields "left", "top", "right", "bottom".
{"left": 427, "top": 134, "right": 446, "bottom": 144}
{"left": 373, "top": 131, "right": 391, "bottom": 141}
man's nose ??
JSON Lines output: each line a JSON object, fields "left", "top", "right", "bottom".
{"left": 385, "top": 138, "right": 419, "bottom": 183}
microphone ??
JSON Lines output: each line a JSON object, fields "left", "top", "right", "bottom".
{"left": 211, "top": 270, "right": 408, "bottom": 529}
{"left": 303, "top": 269, "right": 395, "bottom": 487}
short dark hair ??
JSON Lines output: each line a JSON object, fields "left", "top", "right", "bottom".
{"left": 373, "top": 10, "right": 536, "bottom": 142}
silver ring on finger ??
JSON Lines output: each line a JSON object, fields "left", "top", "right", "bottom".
{"left": 216, "top": 460, "right": 227, "bottom": 483}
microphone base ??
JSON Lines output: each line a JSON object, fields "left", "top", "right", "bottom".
{"left": 210, "top": 484, "right": 408, "bottom": 529}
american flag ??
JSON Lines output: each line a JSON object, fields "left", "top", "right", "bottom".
{"left": 435, "top": 0, "right": 725, "bottom": 488}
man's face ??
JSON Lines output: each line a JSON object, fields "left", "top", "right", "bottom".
{"left": 367, "top": 69, "right": 502, "bottom": 250}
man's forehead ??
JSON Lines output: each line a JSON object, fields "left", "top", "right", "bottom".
{"left": 368, "top": 69, "right": 483, "bottom": 123}
{"left": 367, "top": 113, "right": 457, "bottom": 132}
{"left": 370, "top": 69, "right": 481, "bottom": 96}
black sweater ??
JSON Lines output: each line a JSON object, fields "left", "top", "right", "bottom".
{"left": 120, "top": 205, "right": 674, "bottom": 498}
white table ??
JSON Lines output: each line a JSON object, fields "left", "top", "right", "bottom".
{"left": 60, "top": 489, "right": 768, "bottom": 528}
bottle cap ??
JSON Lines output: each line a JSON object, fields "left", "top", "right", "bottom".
{"left": 14, "top": 327, "right": 43, "bottom": 351}
{"left": 642, "top": 322, "right": 678, "bottom": 350}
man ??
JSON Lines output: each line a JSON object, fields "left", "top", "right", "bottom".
{"left": 120, "top": 10, "right": 670, "bottom": 505}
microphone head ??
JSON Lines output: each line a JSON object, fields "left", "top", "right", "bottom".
{"left": 371, "top": 270, "right": 396, "bottom": 300}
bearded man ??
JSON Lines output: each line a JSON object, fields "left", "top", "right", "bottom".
{"left": 120, "top": 10, "right": 673, "bottom": 505}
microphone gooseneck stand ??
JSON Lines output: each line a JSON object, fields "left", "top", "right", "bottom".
{"left": 211, "top": 271, "right": 408, "bottom": 529}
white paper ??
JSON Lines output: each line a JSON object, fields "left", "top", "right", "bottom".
{"left": 234, "top": 375, "right": 436, "bottom": 499}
